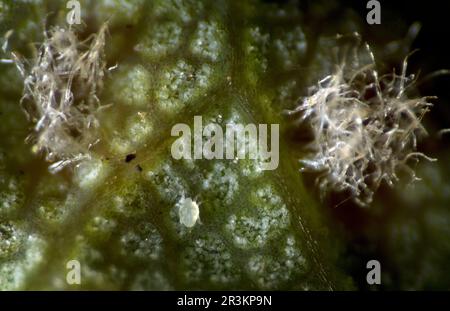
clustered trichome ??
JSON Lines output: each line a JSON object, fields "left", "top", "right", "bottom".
{"left": 289, "top": 42, "right": 435, "bottom": 206}
{"left": 12, "top": 23, "right": 108, "bottom": 173}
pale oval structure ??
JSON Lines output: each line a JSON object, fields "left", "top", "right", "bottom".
{"left": 178, "top": 197, "right": 200, "bottom": 228}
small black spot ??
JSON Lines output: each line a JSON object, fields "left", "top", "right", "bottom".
{"left": 136, "top": 164, "right": 143, "bottom": 172}
{"left": 125, "top": 153, "right": 136, "bottom": 163}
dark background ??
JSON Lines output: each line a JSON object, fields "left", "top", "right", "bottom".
{"left": 349, "top": 0, "right": 450, "bottom": 132}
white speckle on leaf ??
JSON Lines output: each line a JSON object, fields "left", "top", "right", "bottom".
{"left": 75, "top": 158, "right": 107, "bottom": 189}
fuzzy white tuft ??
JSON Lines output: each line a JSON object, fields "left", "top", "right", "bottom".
{"left": 289, "top": 43, "right": 435, "bottom": 206}
{"left": 13, "top": 23, "right": 108, "bottom": 173}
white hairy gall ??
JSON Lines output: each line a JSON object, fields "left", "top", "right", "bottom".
{"left": 289, "top": 41, "right": 435, "bottom": 206}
